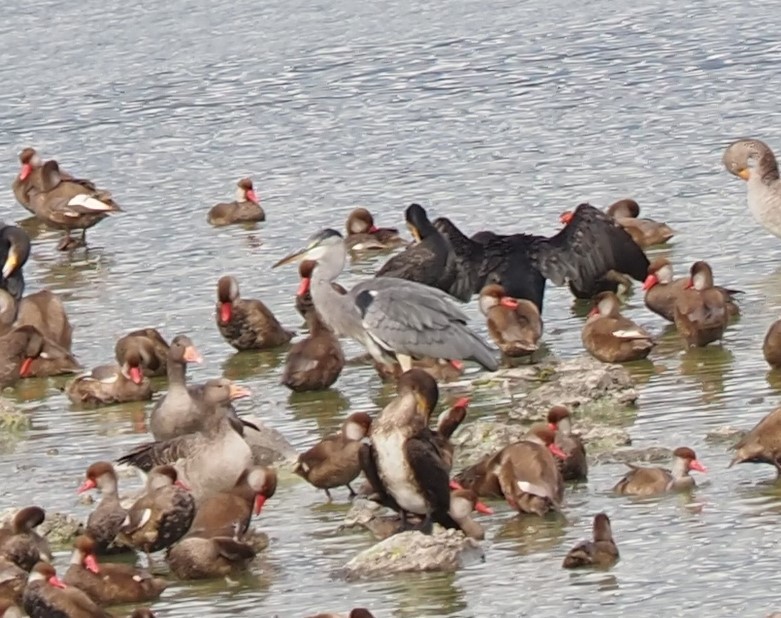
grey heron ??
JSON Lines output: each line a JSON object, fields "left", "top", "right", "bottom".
{"left": 273, "top": 229, "right": 498, "bottom": 373}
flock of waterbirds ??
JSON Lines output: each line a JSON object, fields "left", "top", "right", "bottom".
{"left": 2, "top": 137, "right": 781, "bottom": 617}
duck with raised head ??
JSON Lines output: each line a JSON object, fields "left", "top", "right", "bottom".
{"left": 63, "top": 535, "right": 167, "bottom": 606}
{"left": 166, "top": 535, "right": 256, "bottom": 580}
{"left": 26, "top": 160, "right": 121, "bottom": 250}
{"left": 582, "top": 291, "right": 654, "bottom": 363}
{"left": 643, "top": 258, "right": 740, "bottom": 322}
{"left": 764, "top": 320, "right": 781, "bottom": 369}
{"left": 479, "top": 283, "right": 542, "bottom": 359}
{"left": 729, "top": 406, "right": 781, "bottom": 476}
{"left": 118, "top": 466, "right": 195, "bottom": 554}
{"left": 117, "top": 379, "right": 254, "bottom": 501}
{"left": 23, "top": 562, "right": 113, "bottom": 618}
{"left": 65, "top": 350, "right": 153, "bottom": 406}
{"left": 723, "top": 138, "right": 781, "bottom": 239}
{"left": 344, "top": 208, "right": 404, "bottom": 252}
{"left": 0, "top": 507, "right": 51, "bottom": 572}
{"left": 282, "top": 299, "right": 345, "bottom": 392}
{"left": 11, "top": 148, "right": 42, "bottom": 213}
{"left": 547, "top": 406, "right": 587, "bottom": 482}
{"left": 674, "top": 261, "right": 729, "bottom": 347}
{"left": 605, "top": 199, "right": 674, "bottom": 248}
{"left": 294, "top": 260, "right": 348, "bottom": 320}
{"left": 359, "top": 369, "right": 461, "bottom": 533}
{"left": 216, "top": 275, "right": 293, "bottom": 351}
{"left": 0, "top": 225, "right": 30, "bottom": 302}
{"left": 185, "top": 466, "right": 277, "bottom": 538}
{"left": 77, "top": 462, "right": 130, "bottom": 555}
{"left": 294, "top": 413, "right": 372, "bottom": 501}
{"left": 613, "top": 447, "right": 706, "bottom": 496}
{"left": 0, "top": 324, "right": 78, "bottom": 385}
{"left": 375, "top": 203, "right": 469, "bottom": 301}
{"left": 114, "top": 328, "right": 169, "bottom": 378}
{"left": 207, "top": 178, "right": 265, "bottom": 226}
{"left": 562, "top": 513, "right": 619, "bottom": 569}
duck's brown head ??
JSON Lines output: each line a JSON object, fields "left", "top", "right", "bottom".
{"left": 606, "top": 198, "right": 640, "bottom": 220}
{"left": 28, "top": 561, "right": 65, "bottom": 589}
{"left": 169, "top": 334, "right": 203, "bottom": 364}
{"left": 121, "top": 349, "right": 145, "bottom": 385}
{"left": 398, "top": 368, "right": 439, "bottom": 417}
{"left": 12, "top": 326, "right": 45, "bottom": 378}
{"left": 217, "top": 275, "right": 240, "bottom": 324}
{"left": 592, "top": 512, "right": 613, "bottom": 542}
{"left": 672, "top": 447, "right": 707, "bottom": 473}
{"left": 73, "top": 535, "right": 100, "bottom": 574}
{"left": 643, "top": 258, "right": 674, "bottom": 290}
{"left": 78, "top": 461, "right": 117, "bottom": 495}
{"left": 546, "top": 406, "right": 572, "bottom": 432}
{"left": 242, "top": 466, "right": 278, "bottom": 515}
{"left": 478, "top": 283, "right": 518, "bottom": 315}
{"left": 17, "top": 147, "right": 41, "bottom": 181}
{"left": 297, "top": 260, "right": 317, "bottom": 297}
{"left": 684, "top": 261, "right": 714, "bottom": 291}
{"left": 527, "top": 423, "right": 568, "bottom": 460}
{"left": 236, "top": 177, "right": 258, "bottom": 204}
{"left": 343, "top": 412, "right": 372, "bottom": 441}
{"left": 12, "top": 506, "right": 45, "bottom": 533}
{"left": 588, "top": 291, "right": 621, "bottom": 319}
{"left": 148, "top": 464, "right": 189, "bottom": 491}
{"left": 346, "top": 208, "right": 377, "bottom": 235}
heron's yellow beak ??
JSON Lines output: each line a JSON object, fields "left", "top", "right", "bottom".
{"left": 2, "top": 250, "right": 18, "bottom": 279}
{"left": 272, "top": 248, "right": 308, "bottom": 268}
{"left": 738, "top": 168, "right": 750, "bottom": 181}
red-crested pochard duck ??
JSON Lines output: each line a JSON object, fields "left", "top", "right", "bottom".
{"left": 0, "top": 556, "right": 26, "bottom": 605}
{"left": 148, "top": 335, "right": 204, "bottom": 440}
{"left": 643, "top": 258, "right": 740, "bottom": 322}
{"left": 307, "top": 609, "right": 376, "bottom": 618}
{"left": 207, "top": 178, "right": 265, "bottom": 226}
{"left": 63, "top": 535, "right": 167, "bottom": 605}
{"left": 763, "top": 320, "right": 781, "bottom": 369}
{"left": 77, "top": 462, "right": 130, "bottom": 555}
{"left": 185, "top": 466, "right": 277, "bottom": 538}
{"left": 493, "top": 424, "right": 567, "bottom": 516}
{"left": 23, "top": 562, "right": 113, "bottom": 618}
{"left": 216, "top": 275, "right": 293, "bottom": 351}
{"left": 118, "top": 465, "right": 195, "bottom": 554}
{"left": 15, "top": 290, "right": 73, "bottom": 351}
{"left": 282, "top": 300, "right": 345, "bottom": 392}
{"left": 0, "top": 324, "right": 79, "bottom": 383}
{"left": 294, "top": 260, "right": 348, "bottom": 320}
{"left": 582, "top": 291, "right": 654, "bottom": 363}
{"left": 359, "top": 369, "right": 460, "bottom": 533}
{"left": 166, "top": 536, "right": 256, "bottom": 580}
{"left": 479, "top": 283, "right": 542, "bottom": 359}
{"left": 0, "top": 225, "right": 30, "bottom": 302}
{"left": 117, "top": 379, "right": 253, "bottom": 502}
{"left": 547, "top": 406, "right": 588, "bottom": 482}
{"left": 448, "top": 488, "right": 493, "bottom": 541}
{"left": 26, "top": 160, "right": 121, "bottom": 250}
{"left": 114, "top": 328, "right": 169, "bottom": 379}
{"left": 729, "top": 406, "right": 781, "bottom": 476}
{"left": 11, "top": 148, "right": 42, "bottom": 213}
{"left": 371, "top": 357, "right": 465, "bottom": 384}
{"left": 65, "top": 356, "right": 153, "bottom": 407}
{"left": 344, "top": 208, "right": 404, "bottom": 252}
{"left": 673, "top": 261, "right": 729, "bottom": 347}
{"left": 605, "top": 199, "right": 674, "bottom": 248}
{"left": 0, "top": 507, "right": 51, "bottom": 572}
{"left": 613, "top": 447, "right": 706, "bottom": 496}
{"left": 294, "top": 413, "right": 372, "bottom": 501}
{"left": 562, "top": 513, "right": 619, "bottom": 569}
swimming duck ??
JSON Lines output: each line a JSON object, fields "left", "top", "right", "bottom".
{"left": 605, "top": 199, "right": 674, "bottom": 248}
{"left": 207, "top": 178, "right": 265, "bottom": 226}
{"left": 673, "top": 261, "right": 728, "bottom": 347}
{"left": 344, "top": 208, "right": 404, "bottom": 252}
{"left": 114, "top": 328, "right": 169, "bottom": 378}
{"left": 65, "top": 355, "right": 153, "bottom": 406}
{"left": 729, "top": 406, "right": 781, "bottom": 476}
{"left": 77, "top": 462, "right": 131, "bottom": 555}
{"left": 23, "top": 562, "right": 113, "bottom": 618}
{"left": 613, "top": 447, "right": 706, "bottom": 496}
{"left": 165, "top": 536, "right": 256, "bottom": 581}
{"left": 582, "top": 291, "right": 654, "bottom": 362}
{"left": 562, "top": 513, "right": 619, "bottom": 569}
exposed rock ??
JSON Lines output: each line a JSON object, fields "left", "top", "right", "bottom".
{"left": 242, "top": 416, "right": 298, "bottom": 466}
{"left": 705, "top": 425, "right": 746, "bottom": 444}
{"left": 593, "top": 446, "right": 673, "bottom": 466}
{"left": 341, "top": 498, "right": 406, "bottom": 540}
{"left": 0, "top": 398, "right": 29, "bottom": 432}
{"left": 0, "top": 509, "right": 82, "bottom": 547}
{"left": 341, "top": 528, "right": 484, "bottom": 580}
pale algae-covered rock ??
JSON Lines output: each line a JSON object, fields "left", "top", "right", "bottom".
{"left": 0, "top": 509, "right": 82, "bottom": 547}
{"left": 242, "top": 416, "right": 298, "bottom": 466}
{"left": 593, "top": 446, "right": 673, "bottom": 466}
{"left": 342, "top": 498, "right": 406, "bottom": 540}
{"left": 342, "top": 528, "right": 484, "bottom": 579}
{"left": 0, "top": 398, "right": 29, "bottom": 432}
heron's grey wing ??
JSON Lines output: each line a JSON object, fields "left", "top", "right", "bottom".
{"left": 531, "top": 204, "right": 649, "bottom": 288}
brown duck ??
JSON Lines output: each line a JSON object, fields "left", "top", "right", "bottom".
{"left": 605, "top": 199, "right": 674, "bottom": 248}
{"left": 582, "top": 291, "right": 654, "bottom": 362}
{"left": 77, "top": 462, "right": 131, "bottom": 555}
{"left": 448, "top": 488, "right": 493, "bottom": 541}
{"left": 613, "top": 447, "right": 706, "bottom": 496}
{"left": 216, "top": 275, "right": 293, "bottom": 350}
{"left": 11, "top": 148, "right": 42, "bottom": 213}
{"left": 547, "top": 406, "right": 588, "bottom": 481}
{"left": 185, "top": 466, "right": 277, "bottom": 538}
{"left": 282, "top": 301, "right": 345, "bottom": 392}
{"left": 207, "top": 178, "right": 265, "bottom": 226}
{"left": 114, "top": 328, "right": 169, "bottom": 378}
{"left": 344, "top": 208, "right": 404, "bottom": 252}
{"left": 0, "top": 507, "right": 51, "bottom": 572}
{"left": 371, "top": 357, "right": 465, "bottom": 383}
{"left": 763, "top": 320, "right": 781, "bottom": 369}
{"left": 63, "top": 535, "right": 167, "bottom": 605}
{"left": 479, "top": 283, "right": 542, "bottom": 358}
{"left": 65, "top": 357, "right": 152, "bottom": 406}
{"left": 729, "top": 406, "right": 781, "bottom": 476}
{"left": 294, "top": 413, "right": 372, "bottom": 501}
{"left": 26, "top": 160, "right": 121, "bottom": 250}
{"left": 307, "top": 609, "right": 376, "bottom": 618}
{"left": 0, "top": 556, "right": 27, "bottom": 605}
{"left": 16, "top": 290, "right": 73, "bottom": 351}
{"left": 166, "top": 536, "right": 256, "bottom": 580}
{"left": 23, "top": 562, "right": 113, "bottom": 618}
{"left": 562, "top": 513, "right": 619, "bottom": 569}
{"left": 294, "top": 259, "right": 348, "bottom": 320}
{"left": 674, "top": 261, "right": 728, "bottom": 347}
{"left": 0, "top": 325, "right": 74, "bottom": 387}
{"left": 118, "top": 465, "right": 195, "bottom": 555}
{"left": 643, "top": 258, "right": 740, "bottom": 322}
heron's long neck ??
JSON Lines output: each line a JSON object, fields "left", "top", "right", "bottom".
{"left": 310, "top": 244, "right": 352, "bottom": 337}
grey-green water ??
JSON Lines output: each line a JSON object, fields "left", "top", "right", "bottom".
{"left": 2, "top": 0, "right": 781, "bottom": 615}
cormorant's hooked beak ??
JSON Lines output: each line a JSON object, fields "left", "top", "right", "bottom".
{"left": 2, "top": 248, "right": 19, "bottom": 278}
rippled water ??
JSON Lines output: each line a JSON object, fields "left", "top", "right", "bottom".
{"left": 2, "top": 0, "right": 781, "bottom": 615}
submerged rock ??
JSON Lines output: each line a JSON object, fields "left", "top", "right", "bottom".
{"left": 0, "top": 399, "right": 29, "bottom": 432}
{"left": 341, "top": 528, "right": 484, "bottom": 580}
{"left": 242, "top": 416, "right": 298, "bottom": 466}
{"left": 593, "top": 446, "right": 673, "bottom": 466}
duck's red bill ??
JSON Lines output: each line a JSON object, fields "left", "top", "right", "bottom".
{"left": 254, "top": 494, "right": 267, "bottom": 515}
{"left": 449, "top": 480, "right": 464, "bottom": 491}
{"left": 48, "top": 576, "right": 66, "bottom": 589}
{"left": 220, "top": 302, "right": 232, "bottom": 323}
{"left": 84, "top": 554, "right": 100, "bottom": 574}
{"left": 77, "top": 478, "right": 96, "bottom": 494}
{"left": 297, "top": 278, "right": 311, "bottom": 296}
{"left": 129, "top": 366, "right": 143, "bottom": 385}
{"left": 474, "top": 501, "right": 494, "bottom": 515}
{"left": 690, "top": 460, "right": 707, "bottom": 473}
{"left": 19, "top": 357, "right": 34, "bottom": 377}
{"left": 549, "top": 443, "right": 569, "bottom": 460}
